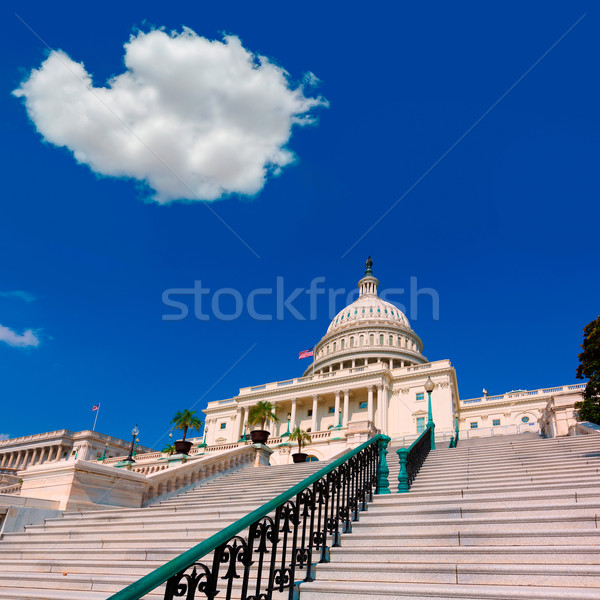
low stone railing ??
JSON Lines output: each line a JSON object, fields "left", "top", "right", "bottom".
{"left": 0, "top": 483, "right": 22, "bottom": 495}
{"left": 570, "top": 421, "right": 600, "bottom": 436}
{"left": 142, "top": 444, "right": 267, "bottom": 504}
{"left": 102, "top": 451, "right": 166, "bottom": 466}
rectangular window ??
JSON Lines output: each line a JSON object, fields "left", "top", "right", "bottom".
{"left": 416, "top": 392, "right": 424, "bottom": 402}
{"left": 308, "top": 409, "right": 313, "bottom": 417}
{"left": 470, "top": 422, "right": 478, "bottom": 429}
{"left": 359, "top": 401, "right": 367, "bottom": 409}
{"left": 328, "top": 406, "right": 335, "bottom": 414}
{"left": 220, "top": 423, "right": 226, "bottom": 430}
{"left": 492, "top": 419, "right": 501, "bottom": 427}
{"left": 416, "top": 417, "right": 425, "bottom": 434}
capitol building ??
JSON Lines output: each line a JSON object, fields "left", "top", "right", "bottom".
{"left": 0, "top": 260, "right": 594, "bottom": 600}
{"left": 201, "top": 261, "right": 584, "bottom": 462}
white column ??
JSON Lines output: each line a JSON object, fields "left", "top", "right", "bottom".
{"left": 367, "top": 386, "right": 374, "bottom": 423}
{"left": 334, "top": 391, "right": 341, "bottom": 422}
{"left": 311, "top": 395, "right": 318, "bottom": 432}
{"left": 271, "top": 404, "right": 278, "bottom": 435}
{"left": 233, "top": 409, "right": 241, "bottom": 442}
{"left": 377, "top": 386, "right": 384, "bottom": 430}
{"left": 381, "top": 386, "right": 389, "bottom": 434}
{"left": 290, "top": 398, "right": 297, "bottom": 430}
{"left": 343, "top": 389, "right": 350, "bottom": 427}
{"left": 240, "top": 407, "right": 246, "bottom": 440}
{"left": 0, "top": 454, "right": 7, "bottom": 468}
{"left": 9, "top": 452, "right": 18, "bottom": 469}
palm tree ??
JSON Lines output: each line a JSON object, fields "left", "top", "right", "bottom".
{"left": 289, "top": 427, "right": 312, "bottom": 453}
{"left": 171, "top": 409, "right": 202, "bottom": 442}
{"left": 162, "top": 443, "right": 176, "bottom": 456}
{"left": 248, "top": 401, "right": 280, "bottom": 431}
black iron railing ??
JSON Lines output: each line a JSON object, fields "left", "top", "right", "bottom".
{"left": 109, "top": 433, "right": 390, "bottom": 600}
{"left": 396, "top": 423, "right": 433, "bottom": 492}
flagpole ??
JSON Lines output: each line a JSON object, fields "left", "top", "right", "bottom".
{"left": 92, "top": 403, "right": 100, "bottom": 432}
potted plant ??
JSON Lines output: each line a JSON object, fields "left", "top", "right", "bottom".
{"left": 289, "top": 427, "right": 312, "bottom": 463}
{"left": 248, "top": 401, "right": 279, "bottom": 444}
{"left": 171, "top": 409, "right": 202, "bottom": 455}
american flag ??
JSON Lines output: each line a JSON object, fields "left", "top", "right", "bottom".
{"left": 298, "top": 347, "right": 314, "bottom": 359}
{"left": 92, "top": 404, "right": 100, "bottom": 411}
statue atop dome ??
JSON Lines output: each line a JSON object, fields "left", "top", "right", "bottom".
{"left": 365, "top": 256, "right": 373, "bottom": 275}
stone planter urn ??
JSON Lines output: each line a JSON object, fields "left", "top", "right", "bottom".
{"left": 250, "top": 430, "right": 270, "bottom": 445}
{"left": 174, "top": 440, "right": 193, "bottom": 455}
{"left": 292, "top": 453, "right": 308, "bottom": 463}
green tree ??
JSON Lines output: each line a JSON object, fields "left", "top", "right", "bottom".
{"left": 289, "top": 427, "right": 312, "bottom": 453}
{"left": 575, "top": 315, "right": 600, "bottom": 424}
{"left": 247, "top": 401, "right": 279, "bottom": 431}
{"left": 171, "top": 409, "right": 203, "bottom": 442}
{"left": 162, "top": 443, "right": 176, "bottom": 455}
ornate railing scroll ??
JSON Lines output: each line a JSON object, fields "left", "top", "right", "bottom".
{"left": 396, "top": 423, "right": 433, "bottom": 492}
{"left": 108, "top": 434, "right": 389, "bottom": 600}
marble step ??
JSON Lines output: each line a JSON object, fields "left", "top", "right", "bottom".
{"left": 339, "top": 529, "right": 600, "bottom": 547}
{"left": 371, "top": 486, "right": 600, "bottom": 505}
{"left": 329, "top": 545, "right": 600, "bottom": 564}
{"left": 313, "top": 561, "right": 600, "bottom": 587}
{"left": 298, "top": 580, "right": 600, "bottom": 599}
{"left": 362, "top": 501, "right": 600, "bottom": 519}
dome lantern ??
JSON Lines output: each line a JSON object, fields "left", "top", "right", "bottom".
{"left": 303, "top": 259, "right": 427, "bottom": 376}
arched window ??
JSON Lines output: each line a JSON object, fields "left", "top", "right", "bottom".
{"left": 379, "top": 334, "right": 384, "bottom": 345}
{"left": 397, "top": 336, "right": 401, "bottom": 347}
{"left": 389, "top": 335, "right": 393, "bottom": 346}
{"left": 369, "top": 334, "right": 374, "bottom": 345}
{"left": 333, "top": 342, "right": 337, "bottom": 351}
{"left": 359, "top": 335, "right": 364, "bottom": 346}
{"left": 350, "top": 337, "right": 354, "bottom": 348}
{"left": 341, "top": 339, "right": 345, "bottom": 350}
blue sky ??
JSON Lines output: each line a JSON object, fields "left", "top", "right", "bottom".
{"left": 0, "top": 1, "right": 597, "bottom": 449}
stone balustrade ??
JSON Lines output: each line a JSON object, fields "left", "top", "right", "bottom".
{"left": 142, "top": 444, "right": 268, "bottom": 504}
{"left": 461, "top": 383, "right": 586, "bottom": 406}
{"left": 0, "top": 483, "right": 22, "bottom": 495}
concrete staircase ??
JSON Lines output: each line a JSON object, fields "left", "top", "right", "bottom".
{"left": 0, "top": 459, "right": 328, "bottom": 599}
{"left": 300, "top": 433, "right": 600, "bottom": 599}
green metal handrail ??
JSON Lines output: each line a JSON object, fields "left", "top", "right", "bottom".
{"left": 108, "top": 433, "right": 387, "bottom": 600}
{"left": 396, "top": 423, "right": 433, "bottom": 492}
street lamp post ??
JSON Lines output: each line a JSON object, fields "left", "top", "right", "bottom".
{"left": 333, "top": 407, "right": 342, "bottom": 430}
{"left": 133, "top": 437, "right": 139, "bottom": 457}
{"left": 425, "top": 376, "right": 436, "bottom": 450}
{"left": 237, "top": 423, "right": 246, "bottom": 443}
{"left": 126, "top": 425, "right": 139, "bottom": 463}
{"left": 282, "top": 413, "right": 291, "bottom": 437}
{"left": 199, "top": 426, "right": 208, "bottom": 448}
{"left": 99, "top": 442, "right": 108, "bottom": 461}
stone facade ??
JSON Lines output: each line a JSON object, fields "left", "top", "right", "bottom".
{"left": 200, "top": 265, "right": 585, "bottom": 464}
{"left": 0, "top": 430, "right": 152, "bottom": 475}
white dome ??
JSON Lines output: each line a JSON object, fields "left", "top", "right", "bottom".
{"left": 303, "top": 262, "right": 426, "bottom": 377}
{"left": 327, "top": 290, "right": 411, "bottom": 334}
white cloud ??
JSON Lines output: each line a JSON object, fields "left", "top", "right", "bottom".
{"left": 0, "top": 324, "right": 40, "bottom": 348}
{"left": 13, "top": 28, "right": 327, "bottom": 203}
{"left": 0, "top": 291, "right": 36, "bottom": 303}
